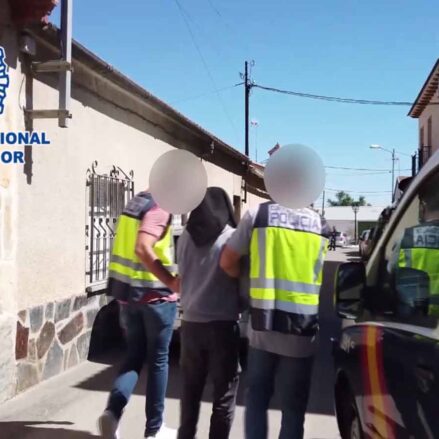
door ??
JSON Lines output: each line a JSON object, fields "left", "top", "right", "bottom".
{"left": 361, "top": 168, "right": 439, "bottom": 438}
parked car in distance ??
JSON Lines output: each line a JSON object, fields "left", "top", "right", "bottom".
{"left": 358, "top": 228, "right": 375, "bottom": 261}
{"left": 335, "top": 231, "right": 348, "bottom": 247}
{"left": 331, "top": 150, "right": 439, "bottom": 439}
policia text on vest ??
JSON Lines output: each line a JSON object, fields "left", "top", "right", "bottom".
{"left": 249, "top": 203, "right": 328, "bottom": 336}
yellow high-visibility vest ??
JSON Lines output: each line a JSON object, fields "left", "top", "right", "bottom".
{"left": 398, "top": 223, "right": 439, "bottom": 316}
{"left": 249, "top": 203, "right": 328, "bottom": 335}
{"left": 108, "top": 192, "right": 175, "bottom": 300}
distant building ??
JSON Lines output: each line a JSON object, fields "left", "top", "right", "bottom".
{"left": 317, "top": 206, "right": 385, "bottom": 240}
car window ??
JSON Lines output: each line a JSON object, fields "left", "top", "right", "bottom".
{"left": 373, "top": 170, "right": 439, "bottom": 326}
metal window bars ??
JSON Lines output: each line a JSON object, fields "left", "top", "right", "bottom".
{"left": 85, "top": 161, "right": 134, "bottom": 286}
{"left": 412, "top": 146, "right": 433, "bottom": 176}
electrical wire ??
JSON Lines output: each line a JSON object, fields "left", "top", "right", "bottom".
{"left": 173, "top": 0, "right": 241, "bottom": 144}
{"left": 253, "top": 83, "right": 422, "bottom": 106}
{"left": 325, "top": 165, "right": 412, "bottom": 171}
{"left": 206, "top": 0, "right": 222, "bottom": 17}
{"left": 325, "top": 187, "right": 392, "bottom": 194}
{"left": 326, "top": 171, "right": 392, "bottom": 176}
{"left": 170, "top": 83, "right": 242, "bottom": 105}
{"left": 205, "top": 0, "right": 253, "bottom": 55}
{"left": 177, "top": 2, "right": 232, "bottom": 63}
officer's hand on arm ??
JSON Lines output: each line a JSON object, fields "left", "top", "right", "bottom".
{"left": 135, "top": 232, "right": 180, "bottom": 293}
{"left": 220, "top": 245, "right": 242, "bottom": 278}
{"left": 220, "top": 209, "right": 254, "bottom": 279}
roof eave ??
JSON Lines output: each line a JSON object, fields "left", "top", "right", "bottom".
{"left": 408, "top": 58, "right": 439, "bottom": 118}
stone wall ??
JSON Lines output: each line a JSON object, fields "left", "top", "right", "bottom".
{"left": 14, "top": 293, "right": 109, "bottom": 394}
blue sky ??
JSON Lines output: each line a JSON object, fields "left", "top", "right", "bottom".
{"left": 52, "top": 0, "right": 438, "bottom": 206}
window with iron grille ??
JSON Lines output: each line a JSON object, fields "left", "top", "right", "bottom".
{"left": 85, "top": 162, "right": 134, "bottom": 288}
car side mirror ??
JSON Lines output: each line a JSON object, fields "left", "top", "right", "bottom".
{"left": 334, "top": 262, "right": 365, "bottom": 319}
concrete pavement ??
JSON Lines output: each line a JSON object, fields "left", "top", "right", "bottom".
{"left": 0, "top": 248, "right": 352, "bottom": 439}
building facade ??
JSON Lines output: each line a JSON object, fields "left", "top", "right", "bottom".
{"left": 0, "top": 2, "right": 266, "bottom": 403}
{"left": 409, "top": 59, "right": 439, "bottom": 169}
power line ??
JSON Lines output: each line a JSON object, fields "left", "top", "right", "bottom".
{"left": 170, "top": 83, "right": 242, "bottom": 105}
{"left": 253, "top": 83, "right": 415, "bottom": 106}
{"left": 177, "top": 2, "right": 232, "bottom": 62}
{"left": 173, "top": 0, "right": 241, "bottom": 144}
{"left": 325, "top": 165, "right": 412, "bottom": 171}
{"left": 205, "top": 0, "right": 252, "bottom": 55}
{"left": 326, "top": 171, "right": 392, "bottom": 176}
{"left": 206, "top": 0, "right": 222, "bottom": 17}
{"left": 326, "top": 187, "right": 392, "bottom": 194}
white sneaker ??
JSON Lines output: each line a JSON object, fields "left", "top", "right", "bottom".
{"left": 145, "top": 424, "right": 177, "bottom": 439}
{"left": 98, "top": 410, "right": 121, "bottom": 439}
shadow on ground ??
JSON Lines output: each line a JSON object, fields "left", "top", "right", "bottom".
{"left": 72, "top": 260, "right": 343, "bottom": 419}
{"left": 0, "top": 421, "right": 99, "bottom": 439}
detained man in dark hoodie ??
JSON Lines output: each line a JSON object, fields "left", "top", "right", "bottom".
{"left": 177, "top": 187, "right": 241, "bottom": 439}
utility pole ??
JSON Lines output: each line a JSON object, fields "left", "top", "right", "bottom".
{"left": 391, "top": 148, "right": 395, "bottom": 203}
{"left": 245, "top": 61, "right": 250, "bottom": 157}
{"left": 243, "top": 61, "right": 253, "bottom": 202}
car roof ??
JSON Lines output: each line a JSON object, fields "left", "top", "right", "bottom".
{"left": 367, "top": 150, "right": 439, "bottom": 266}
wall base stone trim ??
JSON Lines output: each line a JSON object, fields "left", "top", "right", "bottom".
{"left": 13, "top": 292, "right": 109, "bottom": 398}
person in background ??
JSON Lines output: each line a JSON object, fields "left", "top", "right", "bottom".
{"left": 329, "top": 227, "right": 337, "bottom": 251}
{"left": 98, "top": 191, "right": 179, "bottom": 439}
{"left": 177, "top": 187, "right": 241, "bottom": 439}
{"left": 220, "top": 201, "right": 329, "bottom": 439}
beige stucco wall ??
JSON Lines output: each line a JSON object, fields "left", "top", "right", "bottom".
{"left": 419, "top": 90, "right": 439, "bottom": 155}
{"left": 244, "top": 191, "right": 265, "bottom": 214}
{"left": 0, "top": 1, "right": 19, "bottom": 402}
{"left": 15, "top": 75, "right": 255, "bottom": 310}
{"left": 0, "top": 12, "right": 265, "bottom": 401}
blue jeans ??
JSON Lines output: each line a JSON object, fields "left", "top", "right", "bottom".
{"left": 245, "top": 347, "right": 313, "bottom": 439}
{"left": 106, "top": 299, "right": 177, "bottom": 436}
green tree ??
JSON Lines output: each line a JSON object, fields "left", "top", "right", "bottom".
{"left": 328, "top": 191, "right": 369, "bottom": 207}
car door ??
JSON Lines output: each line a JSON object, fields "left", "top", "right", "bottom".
{"left": 361, "top": 168, "right": 439, "bottom": 439}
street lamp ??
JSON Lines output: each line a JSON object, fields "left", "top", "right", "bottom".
{"left": 352, "top": 205, "right": 360, "bottom": 244}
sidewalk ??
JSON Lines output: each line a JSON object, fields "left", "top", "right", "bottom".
{"left": 0, "top": 249, "right": 349, "bottom": 439}
{"left": 0, "top": 354, "right": 339, "bottom": 438}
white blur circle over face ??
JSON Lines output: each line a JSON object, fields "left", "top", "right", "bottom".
{"left": 264, "top": 144, "right": 325, "bottom": 209}
{"left": 149, "top": 149, "right": 207, "bottom": 214}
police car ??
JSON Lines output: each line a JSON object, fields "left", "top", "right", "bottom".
{"left": 332, "top": 150, "right": 439, "bottom": 439}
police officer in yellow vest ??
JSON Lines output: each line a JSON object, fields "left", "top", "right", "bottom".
{"left": 220, "top": 202, "right": 329, "bottom": 439}
{"left": 98, "top": 191, "right": 179, "bottom": 439}
{"left": 390, "top": 174, "right": 439, "bottom": 317}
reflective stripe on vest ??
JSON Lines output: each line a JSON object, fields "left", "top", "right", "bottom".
{"left": 249, "top": 204, "right": 328, "bottom": 332}
{"left": 108, "top": 208, "right": 175, "bottom": 290}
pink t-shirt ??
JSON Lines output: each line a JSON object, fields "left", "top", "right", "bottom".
{"left": 138, "top": 206, "right": 178, "bottom": 303}
{"left": 138, "top": 205, "right": 170, "bottom": 239}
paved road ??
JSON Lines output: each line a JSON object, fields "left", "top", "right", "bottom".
{"left": 0, "top": 249, "right": 351, "bottom": 439}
